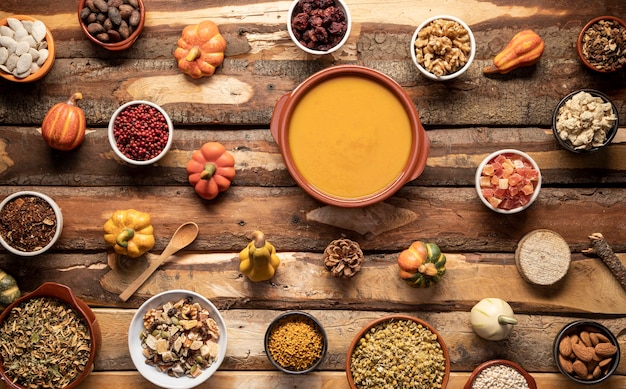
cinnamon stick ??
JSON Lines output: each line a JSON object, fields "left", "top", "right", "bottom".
{"left": 583, "top": 233, "right": 626, "bottom": 292}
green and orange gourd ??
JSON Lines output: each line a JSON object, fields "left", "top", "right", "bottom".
{"left": 397, "top": 241, "right": 447, "bottom": 288}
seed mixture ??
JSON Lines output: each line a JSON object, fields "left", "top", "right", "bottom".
{"left": 266, "top": 315, "right": 324, "bottom": 371}
{"left": 581, "top": 19, "right": 626, "bottom": 72}
{"left": 113, "top": 103, "right": 170, "bottom": 161}
{"left": 0, "top": 194, "right": 57, "bottom": 252}
{"left": 471, "top": 364, "right": 529, "bottom": 389}
{"left": 0, "top": 297, "right": 92, "bottom": 388}
{"left": 350, "top": 318, "right": 447, "bottom": 389}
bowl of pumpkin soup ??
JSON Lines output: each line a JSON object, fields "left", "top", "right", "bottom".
{"left": 270, "top": 65, "right": 429, "bottom": 207}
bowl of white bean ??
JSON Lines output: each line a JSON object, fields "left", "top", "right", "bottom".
{"left": 464, "top": 359, "right": 536, "bottom": 389}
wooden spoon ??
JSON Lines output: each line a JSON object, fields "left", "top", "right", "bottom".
{"left": 119, "top": 222, "right": 199, "bottom": 302}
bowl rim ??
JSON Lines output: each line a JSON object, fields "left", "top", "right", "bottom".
{"left": 107, "top": 100, "right": 174, "bottom": 166}
{"left": 0, "top": 282, "right": 100, "bottom": 389}
{"left": 551, "top": 88, "right": 619, "bottom": 153}
{"left": 474, "top": 149, "right": 542, "bottom": 214}
{"left": 128, "top": 289, "right": 228, "bottom": 389}
{"left": 463, "top": 359, "right": 537, "bottom": 389}
{"left": 0, "top": 15, "right": 56, "bottom": 83}
{"left": 0, "top": 191, "right": 63, "bottom": 256}
{"left": 263, "top": 310, "right": 328, "bottom": 374}
{"left": 345, "top": 314, "right": 450, "bottom": 389}
{"left": 410, "top": 14, "right": 476, "bottom": 81}
{"left": 577, "top": 15, "right": 626, "bottom": 73}
{"left": 287, "top": 0, "right": 352, "bottom": 55}
{"left": 77, "top": 0, "right": 145, "bottom": 51}
{"left": 553, "top": 320, "right": 621, "bottom": 384}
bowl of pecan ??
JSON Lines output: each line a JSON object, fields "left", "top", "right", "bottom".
{"left": 78, "top": 0, "right": 145, "bottom": 51}
{"left": 553, "top": 320, "right": 620, "bottom": 384}
{"left": 411, "top": 15, "right": 476, "bottom": 81}
{"left": 287, "top": 0, "right": 351, "bottom": 55}
{"left": 108, "top": 100, "right": 174, "bottom": 166}
{"left": 0, "top": 191, "right": 63, "bottom": 256}
{"left": 577, "top": 15, "right": 626, "bottom": 73}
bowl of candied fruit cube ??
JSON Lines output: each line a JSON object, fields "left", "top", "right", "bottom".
{"left": 475, "top": 149, "right": 541, "bottom": 214}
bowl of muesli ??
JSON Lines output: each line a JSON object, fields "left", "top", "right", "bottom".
{"left": 128, "top": 290, "right": 227, "bottom": 389}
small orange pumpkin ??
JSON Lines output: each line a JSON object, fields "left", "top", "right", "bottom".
{"left": 186, "top": 141, "right": 236, "bottom": 200}
{"left": 41, "top": 92, "right": 86, "bottom": 151}
{"left": 174, "top": 20, "right": 226, "bottom": 79}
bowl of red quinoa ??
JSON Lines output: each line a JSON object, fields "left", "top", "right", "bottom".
{"left": 108, "top": 100, "right": 173, "bottom": 166}
{"left": 577, "top": 15, "right": 626, "bottom": 73}
{"left": 0, "top": 191, "right": 63, "bottom": 256}
{"left": 287, "top": 0, "right": 351, "bottom": 55}
{"left": 264, "top": 311, "right": 327, "bottom": 374}
{"left": 464, "top": 359, "right": 536, "bottom": 389}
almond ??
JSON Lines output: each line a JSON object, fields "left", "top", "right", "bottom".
{"left": 591, "top": 364, "right": 602, "bottom": 379}
{"left": 594, "top": 332, "right": 610, "bottom": 343}
{"left": 558, "top": 354, "right": 573, "bottom": 373}
{"left": 595, "top": 342, "right": 618, "bottom": 358}
{"left": 572, "top": 359, "right": 588, "bottom": 378}
{"left": 559, "top": 336, "right": 573, "bottom": 357}
{"left": 580, "top": 330, "right": 592, "bottom": 347}
{"left": 572, "top": 342, "right": 594, "bottom": 362}
{"left": 589, "top": 332, "right": 600, "bottom": 346}
{"left": 598, "top": 357, "right": 612, "bottom": 368}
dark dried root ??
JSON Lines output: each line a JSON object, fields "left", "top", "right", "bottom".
{"left": 583, "top": 232, "right": 626, "bottom": 292}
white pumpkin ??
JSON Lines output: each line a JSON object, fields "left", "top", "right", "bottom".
{"left": 470, "top": 298, "right": 518, "bottom": 341}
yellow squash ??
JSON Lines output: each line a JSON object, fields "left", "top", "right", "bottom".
{"left": 239, "top": 231, "right": 280, "bottom": 282}
{"left": 103, "top": 209, "right": 155, "bottom": 258}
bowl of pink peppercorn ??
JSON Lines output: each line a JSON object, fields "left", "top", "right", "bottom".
{"left": 108, "top": 100, "right": 173, "bottom": 166}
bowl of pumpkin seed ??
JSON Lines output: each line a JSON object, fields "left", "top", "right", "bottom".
{"left": 346, "top": 314, "right": 450, "bottom": 389}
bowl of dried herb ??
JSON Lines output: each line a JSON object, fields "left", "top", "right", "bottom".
{"left": 577, "top": 15, "right": 626, "bottom": 72}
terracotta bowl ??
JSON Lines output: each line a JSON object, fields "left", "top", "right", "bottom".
{"left": 77, "top": 0, "right": 145, "bottom": 51}
{"left": 270, "top": 65, "right": 430, "bottom": 207}
{"left": 577, "top": 15, "right": 626, "bottom": 72}
{"left": 287, "top": 0, "right": 351, "bottom": 55}
{"left": 0, "top": 15, "right": 55, "bottom": 82}
{"left": 0, "top": 282, "right": 101, "bottom": 389}
{"left": 346, "top": 314, "right": 450, "bottom": 389}
{"left": 264, "top": 311, "right": 328, "bottom": 374}
{"left": 464, "top": 359, "right": 537, "bottom": 389}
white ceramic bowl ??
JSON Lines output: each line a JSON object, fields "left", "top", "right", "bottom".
{"left": 410, "top": 15, "right": 476, "bottom": 81}
{"left": 475, "top": 149, "right": 541, "bottom": 214}
{"left": 108, "top": 100, "right": 173, "bottom": 166}
{"left": 128, "top": 290, "right": 227, "bottom": 389}
{"left": 287, "top": 0, "right": 351, "bottom": 55}
{"left": 0, "top": 191, "right": 63, "bottom": 256}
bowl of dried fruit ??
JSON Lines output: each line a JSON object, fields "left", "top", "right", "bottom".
{"left": 0, "top": 282, "right": 100, "bottom": 389}
{"left": 0, "top": 191, "right": 63, "bottom": 256}
{"left": 411, "top": 15, "right": 476, "bottom": 81}
{"left": 346, "top": 314, "right": 450, "bottom": 389}
{"left": 552, "top": 89, "right": 619, "bottom": 153}
{"left": 475, "top": 149, "right": 541, "bottom": 214}
{"left": 287, "top": 0, "right": 351, "bottom": 55}
{"left": 78, "top": 0, "right": 145, "bottom": 51}
{"left": 264, "top": 311, "right": 328, "bottom": 374}
{"left": 128, "top": 290, "right": 227, "bottom": 389}
{"left": 577, "top": 15, "right": 626, "bottom": 73}
{"left": 0, "top": 15, "right": 55, "bottom": 82}
{"left": 108, "top": 100, "right": 174, "bottom": 166}
{"left": 464, "top": 359, "right": 537, "bottom": 389}
{"left": 553, "top": 320, "right": 620, "bottom": 385}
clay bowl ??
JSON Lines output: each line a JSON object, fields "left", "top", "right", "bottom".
{"left": 346, "top": 314, "right": 450, "bottom": 389}
{"left": 0, "top": 15, "right": 55, "bottom": 82}
{"left": 0, "top": 282, "right": 101, "bottom": 389}
{"left": 77, "top": 0, "right": 145, "bottom": 51}
{"left": 464, "top": 359, "right": 537, "bottom": 389}
{"left": 287, "top": 0, "right": 352, "bottom": 55}
{"left": 270, "top": 65, "right": 430, "bottom": 207}
{"left": 577, "top": 15, "right": 626, "bottom": 73}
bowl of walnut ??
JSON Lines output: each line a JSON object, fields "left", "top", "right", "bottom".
{"left": 411, "top": 15, "right": 475, "bottom": 81}
{"left": 553, "top": 320, "right": 620, "bottom": 385}
{"left": 577, "top": 15, "right": 626, "bottom": 73}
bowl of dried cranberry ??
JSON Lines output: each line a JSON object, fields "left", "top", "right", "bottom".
{"left": 287, "top": 0, "right": 351, "bottom": 55}
{"left": 475, "top": 149, "right": 541, "bottom": 214}
{"left": 108, "top": 100, "right": 173, "bottom": 166}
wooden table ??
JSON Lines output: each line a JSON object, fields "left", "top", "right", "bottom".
{"left": 1, "top": 0, "right": 626, "bottom": 388}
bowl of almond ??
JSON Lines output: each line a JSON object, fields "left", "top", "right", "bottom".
{"left": 553, "top": 320, "right": 620, "bottom": 384}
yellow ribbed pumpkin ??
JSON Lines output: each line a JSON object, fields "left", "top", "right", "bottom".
{"left": 41, "top": 92, "right": 86, "bottom": 151}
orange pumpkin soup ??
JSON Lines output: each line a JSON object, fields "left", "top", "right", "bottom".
{"left": 288, "top": 75, "right": 413, "bottom": 199}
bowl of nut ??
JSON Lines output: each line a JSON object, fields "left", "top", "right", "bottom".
{"left": 78, "top": 0, "right": 145, "bottom": 51}
{"left": 577, "top": 15, "right": 626, "bottom": 73}
{"left": 0, "top": 282, "right": 100, "bottom": 389}
{"left": 552, "top": 89, "right": 619, "bottom": 153}
{"left": 464, "top": 359, "right": 537, "bottom": 389}
{"left": 264, "top": 311, "right": 327, "bottom": 374}
{"left": 0, "top": 15, "right": 55, "bottom": 82}
{"left": 108, "top": 100, "right": 174, "bottom": 166}
{"left": 346, "top": 314, "right": 450, "bottom": 389}
{"left": 411, "top": 15, "right": 475, "bottom": 81}
{"left": 128, "top": 290, "right": 227, "bottom": 389}
{"left": 553, "top": 320, "right": 620, "bottom": 385}
{"left": 287, "top": 0, "right": 351, "bottom": 55}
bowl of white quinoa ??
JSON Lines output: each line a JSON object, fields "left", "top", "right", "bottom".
{"left": 464, "top": 359, "right": 536, "bottom": 389}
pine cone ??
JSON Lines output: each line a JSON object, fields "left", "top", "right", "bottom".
{"left": 323, "top": 238, "right": 363, "bottom": 279}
